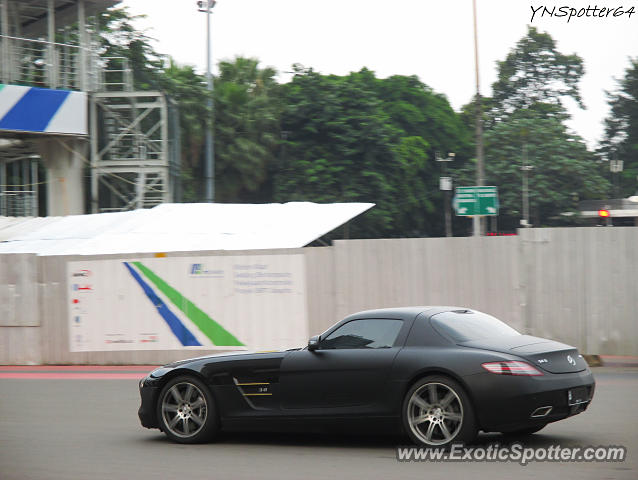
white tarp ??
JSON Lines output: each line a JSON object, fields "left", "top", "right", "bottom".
{"left": 68, "top": 254, "right": 308, "bottom": 352}
{"left": 0, "top": 202, "right": 374, "bottom": 255}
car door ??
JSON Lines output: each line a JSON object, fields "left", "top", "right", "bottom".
{"left": 279, "top": 318, "right": 405, "bottom": 411}
{"left": 200, "top": 352, "right": 286, "bottom": 416}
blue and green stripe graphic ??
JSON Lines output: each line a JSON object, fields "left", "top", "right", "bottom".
{"left": 124, "top": 262, "right": 244, "bottom": 347}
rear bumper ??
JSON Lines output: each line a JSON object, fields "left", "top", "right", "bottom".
{"left": 463, "top": 368, "right": 595, "bottom": 432}
{"left": 138, "top": 377, "right": 160, "bottom": 429}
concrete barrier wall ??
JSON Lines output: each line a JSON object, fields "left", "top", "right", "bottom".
{"left": 0, "top": 254, "right": 42, "bottom": 364}
{"left": 35, "top": 249, "right": 306, "bottom": 365}
{"left": 519, "top": 227, "right": 638, "bottom": 357}
{"left": 331, "top": 236, "right": 522, "bottom": 331}
{"left": 329, "top": 229, "right": 637, "bottom": 357}
{"left": 1, "top": 227, "right": 637, "bottom": 364}
{"left": 305, "top": 246, "right": 338, "bottom": 336}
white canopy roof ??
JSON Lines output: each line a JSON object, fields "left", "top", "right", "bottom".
{"left": 0, "top": 202, "right": 374, "bottom": 256}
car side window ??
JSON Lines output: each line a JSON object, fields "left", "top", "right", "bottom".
{"left": 320, "top": 319, "right": 403, "bottom": 349}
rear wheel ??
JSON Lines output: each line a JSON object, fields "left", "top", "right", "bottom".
{"left": 402, "top": 375, "right": 477, "bottom": 447}
{"left": 157, "top": 375, "right": 218, "bottom": 444}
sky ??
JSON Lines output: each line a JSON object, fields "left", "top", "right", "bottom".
{"left": 120, "top": 0, "right": 638, "bottom": 149}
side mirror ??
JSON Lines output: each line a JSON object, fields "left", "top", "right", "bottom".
{"left": 307, "top": 335, "right": 320, "bottom": 352}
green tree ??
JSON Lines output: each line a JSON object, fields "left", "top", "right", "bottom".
{"left": 491, "top": 26, "right": 584, "bottom": 119}
{"left": 600, "top": 58, "right": 638, "bottom": 196}
{"left": 455, "top": 27, "right": 609, "bottom": 230}
{"left": 159, "top": 60, "right": 209, "bottom": 201}
{"left": 374, "top": 74, "right": 470, "bottom": 157}
{"left": 391, "top": 136, "right": 435, "bottom": 235}
{"left": 457, "top": 111, "right": 609, "bottom": 230}
{"left": 274, "top": 67, "right": 469, "bottom": 237}
{"left": 275, "top": 67, "right": 399, "bottom": 237}
{"left": 213, "top": 57, "right": 282, "bottom": 202}
{"left": 372, "top": 73, "right": 472, "bottom": 234}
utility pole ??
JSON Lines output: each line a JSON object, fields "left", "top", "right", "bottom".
{"left": 198, "top": 0, "right": 216, "bottom": 203}
{"left": 610, "top": 158, "right": 623, "bottom": 198}
{"left": 521, "top": 144, "right": 533, "bottom": 228}
{"left": 437, "top": 152, "right": 455, "bottom": 237}
{"left": 472, "top": 0, "right": 484, "bottom": 237}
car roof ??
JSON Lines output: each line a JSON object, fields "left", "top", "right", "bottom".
{"left": 343, "top": 306, "right": 473, "bottom": 321}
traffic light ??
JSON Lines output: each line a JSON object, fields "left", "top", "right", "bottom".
{"left": 598, "top": 209, "right": 610, "bottom": 218}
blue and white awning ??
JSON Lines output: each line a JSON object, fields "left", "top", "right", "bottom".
{"left": 0, "top": 84, "right": 87, "bottom": 135}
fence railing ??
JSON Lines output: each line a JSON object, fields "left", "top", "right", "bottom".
{"left": 0, "top": 34, "right": 84, "bottom": 90}
{"left": 98, "top": 56, "right": 133, "bottom": 92}
{"left": 0, "top": 190, "right": 38, "bottom": 217}
{"left": 0, "top": 35, "right": 130, "bottom": 92}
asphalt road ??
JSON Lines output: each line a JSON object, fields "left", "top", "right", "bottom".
{"left": 1, "top": 367, "right": 636, "bottom": 480}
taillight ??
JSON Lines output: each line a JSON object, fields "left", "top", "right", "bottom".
{"left": 481, "top": 361, "right": 543, "bottom": 376}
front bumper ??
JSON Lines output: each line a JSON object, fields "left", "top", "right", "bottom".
{"left": 138, "top": 376, "right": 160, "bottom": 429}
{"left": 464, "top": 368, "right": 595, "bottom": 432}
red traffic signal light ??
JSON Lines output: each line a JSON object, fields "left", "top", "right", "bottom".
{"left": 598, "top": 209, "right": 610, "bottom": 218}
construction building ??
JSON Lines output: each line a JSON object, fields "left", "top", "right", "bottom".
{"left": 0, "top": 0, "right": 180, "bottom": 217}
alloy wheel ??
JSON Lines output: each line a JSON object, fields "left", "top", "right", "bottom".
{"left": 161, "top": 381, "right": 208, "bottom": 439}
{"left": 406, "top": 382, "right": 464, "bottom": 445}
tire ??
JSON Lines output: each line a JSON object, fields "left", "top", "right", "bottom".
{"left": 501, "top": 424, "right": 546, "bottom": 436}
{"left": 157, "top": 375, "right": 219, "bottom": 444}
{"left": 402, "top": 375, "right": 477, "bottom": 447}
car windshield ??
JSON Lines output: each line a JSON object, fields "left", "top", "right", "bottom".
{"left": 430, "top": 310, "right": 520, "bottom": 342}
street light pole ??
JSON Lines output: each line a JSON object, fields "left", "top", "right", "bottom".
{"left": 198, "top": 0, "right": 216, "bottom": 203}
{"left": 437, "top": 152, "right": 455, "bottom": 237}
{"left": 472, "top": 0, "right": 484, "bottom": 237}
{"left": 521, "top": 143, "right": 533, "bottom": 228}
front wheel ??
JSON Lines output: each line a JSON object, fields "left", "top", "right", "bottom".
{"left": 157, "top": 375, "right": 218, "bottom": 444}
{"left": 402, "top": 375, "right": 477, "bottom": 447}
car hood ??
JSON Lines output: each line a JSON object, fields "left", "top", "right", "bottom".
{"left": 459, "top": 334, "right": 588, "bottom": 373}
{"left": 164, "top": 349, "right": 294, "bottom": 368}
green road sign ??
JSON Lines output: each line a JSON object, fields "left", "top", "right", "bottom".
{"left": 453, "top": 186, "right": 499, "bottom": 216}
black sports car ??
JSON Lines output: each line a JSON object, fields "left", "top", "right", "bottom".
{"left": 138, "top": 306, "right": 595, "bottom": 446}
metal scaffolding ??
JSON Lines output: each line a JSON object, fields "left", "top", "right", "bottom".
{"left": 90, "top": 88, "right": 180, "bottom": 212}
